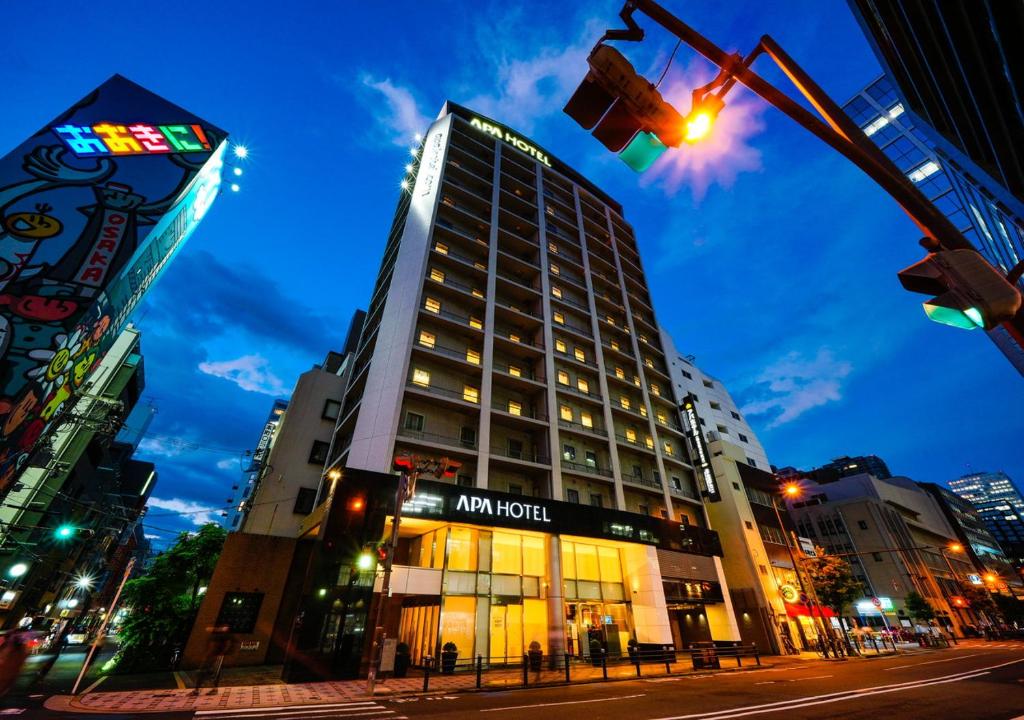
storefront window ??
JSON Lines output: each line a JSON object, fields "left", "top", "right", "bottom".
{"left": 598, "top": 547, "right": 622, "bottom": 582}
{"left": 575, "top": 543, "right": 599, "bottom": 580}
{"left": 492, "top": 532, "right": 521, "bottom": 575}
{"left": 448, "top": 527, "right": 477, "bottom": 571}
{"left": 441, "top": 595, "right": 476, "bottom": 659}
{"left": 522, "top": 536, "right": 545, "bottom": 577}
{"left": 562, "top": 542, "right": 576, "bottom": 579}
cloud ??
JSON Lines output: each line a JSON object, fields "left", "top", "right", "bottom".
{"left": 740, "top": 349, "right": 853, "bottom": 428}
{"left": 147, "top": 497, "right": 221, "bottom": 526}
{"left": 198, "top": 354, "right": 288, "bottom": 396}
{"left": 137, "top": 249, "right": 335, "bottom": 358}
{"left": 360, "top": 75, "right": 431, "bottom": 146}
{"left": 138, "top": 436, "right": 185, "bottom": 458}
{"left": 216, "top": 458, "right": 238, "bottom": 471}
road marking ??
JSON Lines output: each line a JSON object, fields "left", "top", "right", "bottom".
{"left": 644, "top": 658, "right": 1024, "bottom": 720}
{"left": 196, "top": 703, "right": 380, "bottom": 715}
{"left": 80, "top": 675, "right": 108, "bottom": 694}
{"left": 887, "top": 653, "right": 982, "bottom": 670}
{"left": 480, "top": 693, "right": 645, "bottom": 712}
{"left": 793, "top": 675, "right": 832, "bottom": 681}
{"left": 196, "top": 710, "right": 396, "bottom": 720}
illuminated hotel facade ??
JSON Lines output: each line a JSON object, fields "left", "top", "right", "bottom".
{"left": 277, "top": 102, "right": 749, "bottom": 678}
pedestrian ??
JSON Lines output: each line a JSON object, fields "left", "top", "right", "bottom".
{"left": 0, "top": 631, "right": 30, "bottom": 697}
{"left": 193, "top": 626, "right": 236, "bottom": 695}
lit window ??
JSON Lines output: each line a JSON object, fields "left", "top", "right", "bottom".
{"left": 508, "top": 331, "right": 520, "bottom": 341}
{"left": 656, "top": 410, "right": 667, "bottom": 424}
{"left": 556, "top": 339, "right": 567, "bottom": 353}
{"left": 615, "top": 367, "right": 625, "bottom": 379}
{"left": 560, "top": 405, "right": 574, "bottom": 422}
{"left": 888, "top": 102, "right": 904, "bottom": 118}
{"left": 466, "top": 348, "right": 481, "bottom": 365}
{"left": 650, "top": 383, "right": 660, "bottom": 396}
{"left": 639, "top": 406, "right": 647, "bottom": 417}
{"left": 418, "top": 330, "right": 436, "bottom": 349}
{"left": 557, "top": 370, "right": 570, "bottom": 385}
{"left": 639, "top": 335, "right": 647, "bottom": 344}
{"left": 442, "top": 194, "right": 455, "bottom": 207}
{"left": 663, "top": 441, "right": 673, "bottom": 456}
{"left": 625, "top": 428, "right": 637, "bottom": 443}
{"left": 435, "top": 242, "right": 449, "bottom": 255}
{"left": 552, "top": 286, "right": 563, "bottom": 299}
{"left": 474, "top": 261, "right": 486, "bottom": 270}
{"left": 430, "top": 267, "right": 445, "bottom": 283}
{"left": 508, "top": 400, "right": 522, "bottom": 416}
{"left": 645, "top": 357, "right": 654, "bottom": 368}
{"left": 412, "top": 368, "right": 431, "bottom": 387}
{"left": 424, "top": 297, "right": 441, "bottom": 314}
{"left": 577, "top": 378, "right": 589, "bottom": 393}
{"left": 550, "top": 263, "right": 560, "bottom": 275}
{"left": 574, "top": 348, "right": 585, "bottom": 362}
{"left": 470, "top": 317, "right": 483, "bottom": 329}
{"left": 548, "top": 242, "right": 559, "bottom": 254}
{"left": 610, "top": 340, "right": 619, "bottom": 351}
{"left": 645, "top": 435, "right": 654, "bottom": 450}
{"left": 463, "top": 385, "right": 480, "bottom": 403}
{"left": 633, "top": 375, "right": 641, "bottom": 387}
{"left": 863, "top": 114, "right": 890, "bottom": 136}
{"left": 908, "top": 160, "right": 941, "bottom": 183}
{"left": 605, "top": 315, "right": 615, "bottom": 326}
{"left": 472, "top": 288, "right": 484, "bottom": 298}
{"left": 508, "top": 365, "right": 522, "bottom": 377}
{"left": 553, "top": 311, "right": 565, "bottom": 324}
{"left": 581, "top": 412, "right": 593, "bottom": 429}
{"left": 619, "top": 396, "right": 631, "bottom": 410}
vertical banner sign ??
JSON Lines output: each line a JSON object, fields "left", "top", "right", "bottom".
{"left": 0, "top": 75, "right": 227, "bottom": 498}
{"left": 681, "top": 394, "right": 721, "bottom": 502}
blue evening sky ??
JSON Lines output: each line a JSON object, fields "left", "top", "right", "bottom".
{"left": 2, "top": 1, "right": 1020, "bottom": 545}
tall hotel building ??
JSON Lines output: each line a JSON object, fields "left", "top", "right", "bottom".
{"left": 282, "top": 103, "right": 746, "bottom": 678}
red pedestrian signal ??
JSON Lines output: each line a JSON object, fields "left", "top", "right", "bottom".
{"left": 897, "top": 247, "right": 1021, "bottom": 330}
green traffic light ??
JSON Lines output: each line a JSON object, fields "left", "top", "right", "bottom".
{"left": 55, "top": 524, "right": 75, "bottom": 539}
{"left": 923, "top": 302, "right": 984, "bottom": 330}
{"left": 357, "top": 552, "right": 374, "bottom": 570}
{"left": 619, "top": 131, "right": 667, "bottom": 173}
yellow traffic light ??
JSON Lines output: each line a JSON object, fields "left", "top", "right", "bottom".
{"left": 683, "top": 96, "right": 725, "bottom": 144}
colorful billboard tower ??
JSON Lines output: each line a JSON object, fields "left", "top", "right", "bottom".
{"left": 0, "top": 74, "right": 227, "bottom": 496}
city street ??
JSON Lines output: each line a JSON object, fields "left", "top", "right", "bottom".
{"left": 1, "top": 641, "right": 1019, "bottom": 719}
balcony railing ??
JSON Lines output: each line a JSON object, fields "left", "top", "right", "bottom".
{"left": 398, "top": 428, "right": 478, "bottom": 450}
{"left": 490, "top": 445, "right": 550, "bottom": 464}
{"left": 558, "top": 418, "right": 608, "bottom": 437}
{"left": 561, "top": 460, "right": 614, "bottom": 478}
{"left": 623, "top": 473, "right": 662, "bottom": 489}
{"left": 406, "top": 381, "right": 481, "bottom": 405}
{"left": 491, "top": 401, "right": 546, "bottom": 421}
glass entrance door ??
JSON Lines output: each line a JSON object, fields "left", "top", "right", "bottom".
{"left": 489, "top": 603, "right": 523, "bottom": 663}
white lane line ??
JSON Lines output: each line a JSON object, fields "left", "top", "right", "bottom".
{"left": 793, "top": 675, "right": 832, "bottom": 681}
{"left": 80, "top": 675, "right": 108, "bottom": 694}
{"left": 196, "top": 702, "right": 379, "bottom": 715}
{"left": 644, "top": 658, "right": 1024, "bottom": 720}
{"left": 887, "top": 653, "right": 983, "bottom": 670}
{"left": 479, "top": 693, "right": 645, "bottom": 712}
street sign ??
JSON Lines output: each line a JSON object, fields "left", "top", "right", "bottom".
{"left": 871, "top": 597, "right": 882, "bottom": 608}
{"left": 798, "top": 537, "right": 816, "bottom": 556}
{"left": 779, "top": 584, "right": 800, "bottom": 603}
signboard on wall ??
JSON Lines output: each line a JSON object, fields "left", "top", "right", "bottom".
{"left": 681, "top": 394, "right": 721, "bottom": 502}
{"left": 0, "top": 75, "right": 226, "bottom": 497}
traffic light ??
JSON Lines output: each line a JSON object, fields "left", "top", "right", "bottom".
{"left": 54, "top": 524, "right": 76, "bottom": 540}
{"left": 564, "top": 44, "right": 685, "bottom": 172}
{"left": 897, "top": 247, "right": 1022, "bottom": 331}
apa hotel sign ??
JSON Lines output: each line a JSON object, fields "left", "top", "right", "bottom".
{"left": 456, "top": 494, "right": 552, "bottom": 523}
{"left": 469, "top": 118, "right": 553, "bottom": 167}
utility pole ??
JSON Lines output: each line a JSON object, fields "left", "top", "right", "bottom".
{"left": 72, "top": 557, "right": 135, "bottom": 694}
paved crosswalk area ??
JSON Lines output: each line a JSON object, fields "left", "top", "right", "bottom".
{"left": 194, "top": 700, "right": 407, "bottom": 719}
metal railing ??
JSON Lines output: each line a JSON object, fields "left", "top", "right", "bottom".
{"left": 561, "top": 460, "right": 614, "bottom": 478}
{"left": 557, "top": 418, "right": 608, "bottom": 437}
{"left": 397, "top": 428, "right": 478, "bottom": 450}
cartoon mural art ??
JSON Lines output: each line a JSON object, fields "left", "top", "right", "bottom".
{"left": 0, "top": 74, "right": 227, "bottom": 499}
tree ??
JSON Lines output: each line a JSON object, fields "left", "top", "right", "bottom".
{"left": 803, "top": 550, "right": 862, "bottom": 615}
{"left": 904, "top": 591, "right": 935, "bottom": 622}
{"left": 992, "top": 593, "right": 1024, "bottom": 625}
{"left": 961, "top": 585, "right": 1001, "bottom": 623}
{"left": 115, "top": 523, "right": 227, "bottom": 672}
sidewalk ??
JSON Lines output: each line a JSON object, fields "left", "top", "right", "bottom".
{"left": 45, "top": 652, "right": 826, "bottom": 715}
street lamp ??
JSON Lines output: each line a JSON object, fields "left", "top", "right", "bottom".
{"left": 6, "top": 563, "right": 28, "bottom": 579}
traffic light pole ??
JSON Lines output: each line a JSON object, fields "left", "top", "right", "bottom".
{"left": 603, "top": 0, "right": 1024, "bottom": 355}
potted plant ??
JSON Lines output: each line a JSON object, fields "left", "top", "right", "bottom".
{"left": 441, "top": 641, "right": 458, "bottom": 674}
{"left": 528, "top": 640, "right": 543, "bottom": 671}
{"left": 393, "top": 642, "right": 411, "bottom": 678}
{"left": 589, "top": 637, "right": 604, "bottom": 667}
{"left": 627, "top": 638, "right": 639, "bottom": 663}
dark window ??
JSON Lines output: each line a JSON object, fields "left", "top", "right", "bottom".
{"left": 858, "top": 520, "right": 868, "bottom": 530}
{"left": 507, "top": 438, "right": 523, "bottom": 459}
{"left": 872, "top": 552, "right": 883, "bottom": 562}
{"left": 590, "top": 493, "right": 603, "bottom": 508}
{"left": 732, "top": 482, "right": 740, "bottom": 490}
{"left": 293, "top": 487, "right": 318, "bottom": 514}
{"left": 215, "top": 592, "right": 264, "bottom": 633}
{"left": 631, "top": 464, "right": 642, "bottom": 478}
{"left": 508, "top": 484, "right": 523, "bottom": 495}
{"left": 460, "top": 426, "right": 476, "bottom": 448}
{"left": 405, "top": 412, "right": 424, "bottom": 431}
{"left": 746, "top": 457, "right": 757, "bottom": 468}
{"left": 563, "top": 444, "right": 576, "bottom": 461}
{"left": 660, "top": 510, "right": 669, "bottom": 519}
{"left": 567, "top": 488, "right": 580, "bottom": 503}
{"left": 682, "top": 370, "right": 692, "bottom": 379}
{"left": 731, "top": 411, "right": 741, "bottom": 420}
{"left": 744, "top": 521, "right": 753, "bottom": 530}
{"left": 585, "top": 450, "right": 597, "bottom": 466}
{"left": 457, "top": 474, "right": 473, "bottom": 487}
{"left": 308, "top": 440, "right": 330, "bottom": 465}
{"left": 638, "top": 504, "right": 649, "bottom": 515}
{"left": 671, "top": 476, "right": 682, "bottom": 490}
{"left": 322, "top": 399, "right": 341, "bottom": 421}
{"left": 739, "top": 433, "right": 749, "bottom": 443}
{"left": 679, "top": 513, "right": 690, "bottom": 525}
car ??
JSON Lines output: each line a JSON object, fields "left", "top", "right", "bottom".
{"left": 65, "top": 632, "right": 88, "bottom": 645}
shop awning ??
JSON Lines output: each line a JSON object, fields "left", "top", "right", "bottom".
{"left": 784, "top": 601, "right": 836, "bottom": 618}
